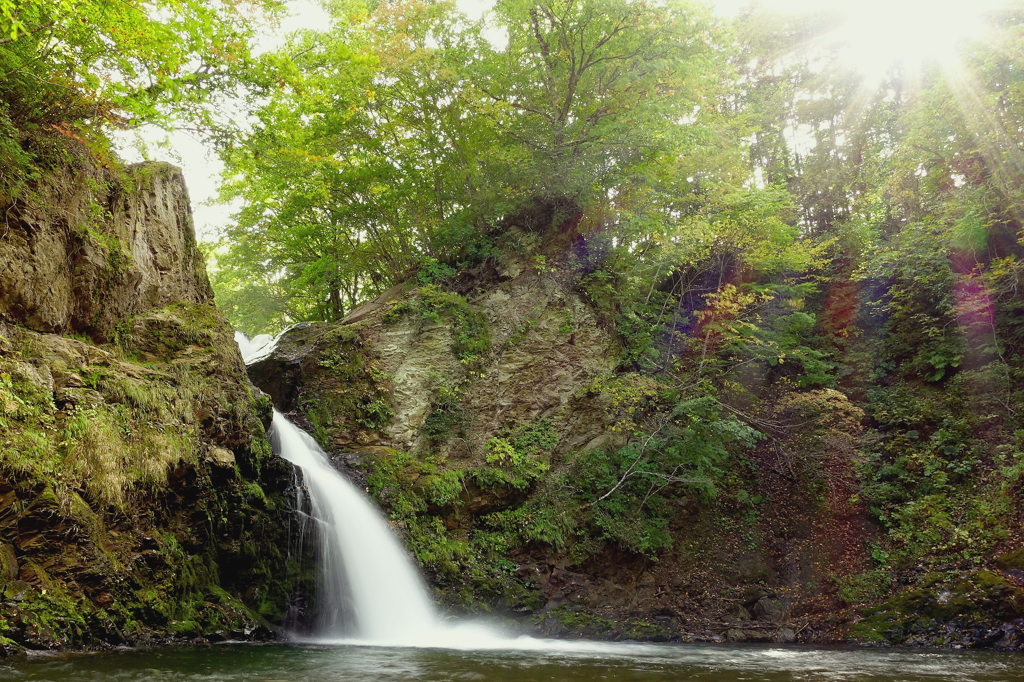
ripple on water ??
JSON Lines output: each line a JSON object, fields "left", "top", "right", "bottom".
{"left": 2, "top": 641, "right": 1023, "bottom": 682}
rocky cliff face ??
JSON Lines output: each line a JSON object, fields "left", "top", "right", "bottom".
{"left": 0, "top": 161, "right": 212, "bottom": 340}
{"left": 249, "top": 229, "right": 1024, "bottom": 651}
{"left": 0, "top": 157, "right": 309, "bottom": 656}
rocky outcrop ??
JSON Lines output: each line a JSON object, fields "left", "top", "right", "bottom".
{"left": 248, "top": 258, "right": 622, "bottom": 484}
{"left": 0, "top": 157, "right": 309, "bottom": 656}
{"left": 248, "top": 243, "right": 852, "bottom": 643}
{"left": 0, "top": 161, "right": 212, "bottom": 341}
{"left": 247, "top": 227, "right": 1024, "bottom": 651}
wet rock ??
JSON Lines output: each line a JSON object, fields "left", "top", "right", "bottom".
{"left": 7, "top": 361, "right": 53, "bottom": 394}
{"left": 725, "top": 602, "right": 753, "bottom": 622}
{"left": 246, "top": 322, "right": 328, "bottom": 411}
{"left": 0, "top": 154, "right": 310, "bottom": 654}
{"left": 774, "top": 627, "right": 797, "bottom": 643}
{"left": 245, "top": 625, "right": 275, "bottom": 641}
{"left": 735, "top": 553, "right": 773, "bottom": 584}
{"left": 725, "top": 627, "right": 774, "bottom": 643}
{"left": 0, "top": 543, "right": 17, "bottom": 582}
{"left": 0, "top": 638, "right": 24, "bottom": 659}
{"left": 208, "top": 447, "right": 236, "bottom": 468}
{"left": 996, "top": 547, "right": 1024, "bottom": 571}
{"left": 752, "top": 597, "right": 788, "bottom": 624}
{"left": 3, "top": 581, "right": 31, "bottom": 601}
{"left": 53, "top": 386, "right": 104, "bottom": 409}
{"left": 740, "top": 585, "right": 775, "bottom": 608}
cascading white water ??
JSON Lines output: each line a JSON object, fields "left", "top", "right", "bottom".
{"left": 237, "top": 331, "right": 504, "bottom": 647}
{"left": 268, "top": 410, "right": 437, "bottom": 642}
{"left": 234, "top": 330, "right": 274, "bottom": 363}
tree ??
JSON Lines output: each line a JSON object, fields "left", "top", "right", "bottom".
{"left": 0, "top": 0, "right": 281, "bottom": 198}
{"left": 214, "top": 0, "right": 495, "bottom": 326}
{"left": 476, "top": 0, "right": 719, "bottom": 206}
{"left": 212, "top": 0, "right": 731, "bottom": 330}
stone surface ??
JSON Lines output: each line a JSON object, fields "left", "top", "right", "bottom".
{"left": 246, "top": 322, "right": 327, "bottom": 411}
{"left": 0, "top": 155, "right": 310, "bottom": 655}
{"left": 0, "top": 162, "right": 212, "bottom": 341}
{"left": 238, "top": 215, "right": 1024, "bottom": 650}
{"left": 208, "top": 447, "right": 237, "bottom": 468}
{"left": 0, "top": 543, "right": 17, "bottom": 583}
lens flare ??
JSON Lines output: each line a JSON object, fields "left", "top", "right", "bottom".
{"left": 721, "top": 0, "right": 1006, "bottom": 82}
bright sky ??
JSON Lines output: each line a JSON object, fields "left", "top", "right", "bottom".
{"left": 114, "top": 0, "right": 1007, "bottom": 241}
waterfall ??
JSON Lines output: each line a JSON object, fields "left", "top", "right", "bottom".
{"left": 236, "top": 331, "right": 502, "bottom": 647}
{"left": 234, "top": 330, "right": 274, "bottom": 363}
{"left": 268, "top": 411, "right": 437, "bottom": 642}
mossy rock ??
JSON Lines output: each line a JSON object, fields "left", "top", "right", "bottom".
{"left": 995, "top": 547, "right": 1024, "bottom": 571}
{"left": 970, "top": 570, "right": 1024, "bottom": 619}
{"left": 850, "top": 569, "right": 1024, "bottom": 645}
{"left": 0, "top": 544, "right": 18, "bottom": 583}
{"left": 0, "top": 635, "right": 25, "bottom": 659}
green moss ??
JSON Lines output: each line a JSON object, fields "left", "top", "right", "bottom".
{"left": 849, "top": 613, "right": 909, "bottom": 644}
{"left": 541, "top": 607, "right": 614, "bottom": 636}
{"left": 366, "top": 449, "right": 429, "bottom": 518}
{"left": 360, "top": 442, "right": 554, "bottom": 611}
{"left": 422, "top": 379, "right": 465, "bottom": 447}
{"left": 0, "top": 312, "right": 309, "bottom": 649}
{"left": 424, "top": 469, "right": 465, "bottom": 507}
{"left": 475, "top": 418, "right": 557, "bottom": 490}
{"left": 995, "top": 546, "right": 1024, "bottom": 570}
{"left": 300, "top": 324, "right": 394, "bottom": 445}
{"left": 624, "top": 619, "right": 670, "bottom": 640}
{"left": 849, "top": 568, "right": 1024, "bottom": 644}
{"left": 833, "top": 570, "right": 891, "bottom": 606}
{"left": 383, "top": 284, "right": 491, "bottom": 369}
{"left": 166, "top": 619, "right": 201, "bottom": 636}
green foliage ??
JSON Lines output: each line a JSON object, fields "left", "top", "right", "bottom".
{"left": 477, "top": 418, "right": 557, "bottom": 490}
{"left": 482, "top": 480, "right": 585, "bottom": 550}
{"left": 0, "top": 352, "right": 205, "bottom": 509}
{"left": 425, "top": 469, "right": 465, "bottom": 507}
{"left": 417, "top": 257, "right": 459, "bottom": 285}
{"left": 24, "top": 0, "right": 1014, "bottom": 619}
{"left": 422, "top": 379, "right": 466, "bottom": 445}
{"left": 568, "top": 395, "right": 761, "bottom": 556}
{"left": 834, "top": 570, "right": 891, "bottom": 606}
{"left": 0, "top": 0, "right": 280, "bottom": 200}
{"left": 208, "top": 0, "right": 729, "bottom": 333}
{"left": 366, "top": 449, "right": 428, "bottom": 518}
{"left": 300, "top": 326, "right": 395, "bottom": 444}
{"left": 479, "top": 0, "right": 720, "bottom": 204}
{"left": 858, "top": 370, "right": 1022, "bottom": 567}
{"left": 865, "top": 222, "right": 968, "bottom": 382}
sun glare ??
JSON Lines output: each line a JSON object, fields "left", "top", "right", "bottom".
{"left": 832, "top": 0, "right": 1001, "bottom": 82}
{"left": 730, "top": 0, "right": 1006, "bottom": 83}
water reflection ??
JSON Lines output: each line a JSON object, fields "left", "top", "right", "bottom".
{"left": 2, "top": 642, "right": 1023, "bottom": 682}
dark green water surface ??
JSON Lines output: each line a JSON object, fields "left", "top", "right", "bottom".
{"left": 2, "top": 640, "right": 1023, "bottom": 682}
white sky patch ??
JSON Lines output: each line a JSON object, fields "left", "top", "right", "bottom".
{"left": 456, "top": 0, "right": 494, "bottom": 20}
{"left": 718, "top": 0, "right": 1004, "bottom": 82}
